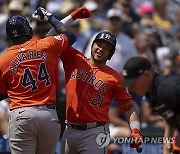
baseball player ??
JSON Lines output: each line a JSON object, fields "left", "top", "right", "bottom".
{"left": 61, "top": 31, "right": 143, "bottom": 154}
{"left": 38, "top": 12, "right": 142, "bottom": 152}
{"left": 0, "top": 7, "right": 91, "bottom": 154}
{"left": 122, "top": 57, "right": 180, "bottom": 154}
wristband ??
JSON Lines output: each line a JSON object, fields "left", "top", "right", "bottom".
{"left": 61, "top": 15, "right": 74, "bottom": 26}
{"left": 130, "top": 121, "right": 140, "bottom": 130}
{"left": 48, "top": 16, "right": 64, "bottom": 31}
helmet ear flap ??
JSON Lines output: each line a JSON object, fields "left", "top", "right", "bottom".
{"left": 93, "top": 31, "right": 116, "bottom": 60}
{"left": 29, "top": 27, "right": 33, "bottom": 39}
{"left": 108, "top": 50, "right": 115, "bottom": 60}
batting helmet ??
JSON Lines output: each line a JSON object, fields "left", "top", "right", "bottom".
{"left": 93, "top": 31, "right": 116, "bottom": 60}
{"left": 6, "top": 15, "right": 33, "bottom": 40}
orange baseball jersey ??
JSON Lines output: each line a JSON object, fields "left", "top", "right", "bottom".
{"left": 60, "top": 47, "right": 133, "bottom": 123}
{"left": 31, "top": 35, "right": 61, "bottom": 90}
{"left": 0, "top": 34, "right": 68, "bottom": 110}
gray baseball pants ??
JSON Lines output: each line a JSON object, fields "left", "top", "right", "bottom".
{"left": 61, "top": 122, "right": 110, "bottom": 154}
{"left": 9, "top": 105, "right": 61, "bottom": 154}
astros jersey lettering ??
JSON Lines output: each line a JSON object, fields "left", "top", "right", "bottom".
{"left": 60, "top": 47, "right": 132, "bottom": 123}
{"left": 0, "top": 34, "right": 68, "bottom": 110}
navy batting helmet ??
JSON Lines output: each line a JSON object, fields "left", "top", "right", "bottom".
{"left": 6, "top": 15, "right": 33, "bottom": 40}
{"left": 93, "top": 31, "right": 116, "bottom": 60}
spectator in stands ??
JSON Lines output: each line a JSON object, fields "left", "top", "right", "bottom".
{"left": 133, "top": 31, "right": 155, "bottom": 63}
{"left": 153, "top": 0, "right": 172, "bottom": 35}
{"left": 116, "top": 0, "right": 140, "bottom": 38}
{"left": 170, "top": 9, "right": 180, "bottom": 37}
{"left": 137, "top": 2, "right": 155, "bottom": 29}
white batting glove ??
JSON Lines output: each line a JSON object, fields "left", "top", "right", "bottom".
{"left": 32, "top": 7, "right": 52, "bottom": 21}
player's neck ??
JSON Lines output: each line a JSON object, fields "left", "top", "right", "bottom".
{"left": 89, "top": 58, "right": 106, "bottom": 67}
{"left": 12, "top": 36, "right": 30, "bottom": 45}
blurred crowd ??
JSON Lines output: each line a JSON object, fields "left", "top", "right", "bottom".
{"left": 0, "top": 0, "right": 180, "bottom": 153}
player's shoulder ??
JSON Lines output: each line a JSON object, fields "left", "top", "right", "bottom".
{"left": 39, "top": 34, "right": 66, "bottom": 43}
{"left": 0, "top": 47, "right": 15, "bottom": 61}
{"left": 63, "top": 47, "right": 86, "bottom": 58}
{"left": 104, "top": 66, "right": 124, "bottom": 80}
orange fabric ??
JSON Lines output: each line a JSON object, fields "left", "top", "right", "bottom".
{"left": 71, "top": 6, "right": 91, "bottom": 20}
{"left": 172, "top": 130, "right": 180, "bottom": 151}
{"left": 60, "top": 47, "right": 132, "bottom": 123}
{"left": 0, "top": 34, "right": 68, "bottom": 110}
{"left": 31, "top": 35, "right": 61, "bottom": 90}
{"left": 54, "top": 58, "right": 61, "bottom": 90}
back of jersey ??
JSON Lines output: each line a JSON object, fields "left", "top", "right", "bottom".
{"left": 0, "top": 35, "right": 68, "bottom": 110}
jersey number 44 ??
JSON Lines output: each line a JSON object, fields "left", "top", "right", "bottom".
{"left": 22, "top": 62, "right": 51, "bottom": 91}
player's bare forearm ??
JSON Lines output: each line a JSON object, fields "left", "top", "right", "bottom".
{"left": 125, "top": 107, "right": 140, "bottom": 130}
{"left": 109, "top": 108, "right": 129, "bottom": 127}
{"left": 118, "top": 99, "right": 140, "bottom": 130}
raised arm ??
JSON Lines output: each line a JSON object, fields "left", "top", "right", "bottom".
{"left": 32, "top": 7, "right": 76, "bottom": 46}
{"left": 46, "top": 6, "right": 91, "bottom": 36}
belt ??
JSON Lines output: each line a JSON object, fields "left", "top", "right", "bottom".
{"left": 37, "top": 104, "right": 56, "bottom": 109}
{"left": 67, "top": 122, "right": 106, "bottom": 130}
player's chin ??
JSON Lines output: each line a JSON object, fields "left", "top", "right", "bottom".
{"left": 94, "top": 55, "right": 104, "bottom": 61}
{"left": 94, "top": 57, "right": 104, "bottom": 62}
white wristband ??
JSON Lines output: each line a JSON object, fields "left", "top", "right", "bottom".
{"left": 61, "top": 15, "right": 74, "bottom": 26}
{"left": 130, "top": 121, "right": 140, "bottom": 130}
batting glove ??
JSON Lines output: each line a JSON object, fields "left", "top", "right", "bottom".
{"left": 71, "top": 6, "right": 91, "bottom": 20}
{"left": 129, "top": 128, "right": 142, "bottom": 149}
{"left": 32, "top": 7, "right": 52, "bottom": 21}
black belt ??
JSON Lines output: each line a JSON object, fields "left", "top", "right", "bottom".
{"left": 37, "top": 104, "right": 56, "bottom": 109}
{"left": 46, "top": 104, "right": 56, "bottom": 109}
{"left": 68, "top": 122, "right": 106, "bottom": 130}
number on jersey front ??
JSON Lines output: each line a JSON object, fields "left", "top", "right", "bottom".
{"left": 22, "top": 62, "right": 50, "bottom": 91}
{"left": 91, "top": 93, "right": 104, "bottom": 108}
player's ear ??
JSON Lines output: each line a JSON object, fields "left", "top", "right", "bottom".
{"left": 144, "top": 70, "right": 151, "bottom": 78}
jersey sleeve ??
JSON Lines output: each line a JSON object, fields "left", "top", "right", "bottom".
{"left": 41, "top": 34, "right": 69, "bottom": 55}
{"left": 0, "top": 69, "right": 8, "bottom": 95}
{"left": 117, "top": 99, "right": 135, "bottom": 114}
{"left": 112, "top": 76, "right": 134, "bottom": 114}
{"left": 113, "top": 76, "right": 132, "bottom": 101}
{"left": 60, "top": 47, "right": 80, "bottom": 67}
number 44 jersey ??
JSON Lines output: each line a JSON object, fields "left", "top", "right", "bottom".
{"left": 60, "top": 47, "right": 132, "bottom": 123}
{"left": 0, "top": 35, "right": 68, "bottom": 110}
